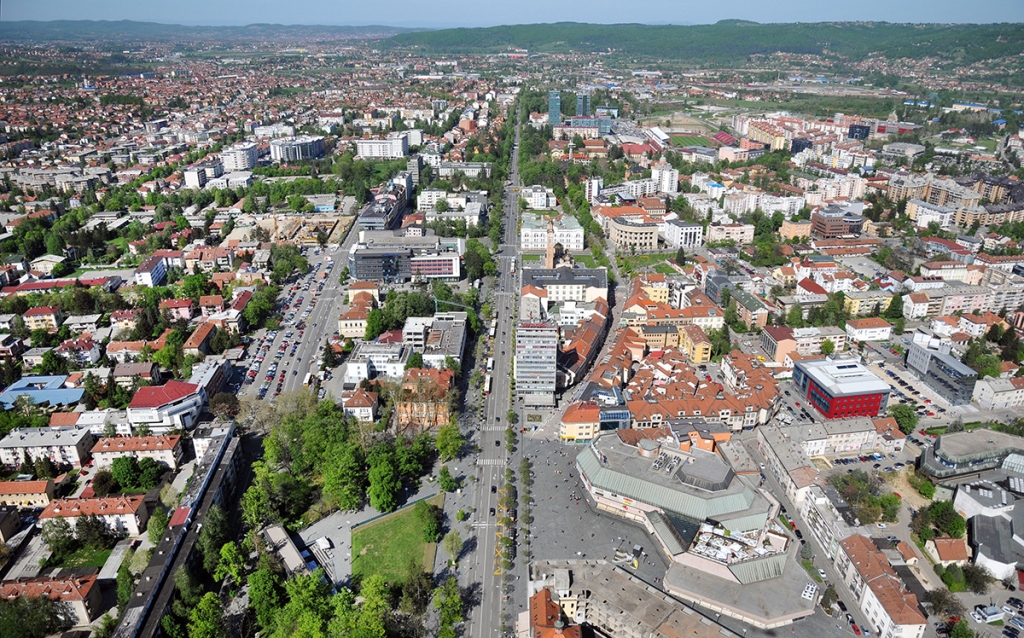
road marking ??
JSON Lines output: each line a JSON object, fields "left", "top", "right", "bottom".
{"left": 477, "top": 458, "right": 506, "bottom": 466}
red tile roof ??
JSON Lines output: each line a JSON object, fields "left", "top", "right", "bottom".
{"left": 128, "top": 380, "right": 200, "bottom": 409}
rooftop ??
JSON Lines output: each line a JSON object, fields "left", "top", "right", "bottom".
{"left": 795, "top": 358, "right": 890, "bottom": 397}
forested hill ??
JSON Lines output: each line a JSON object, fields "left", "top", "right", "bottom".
{"left": 0, "top": 20, "right": 419, "bottom": 43}
{"left": 382, "top": 20, "right": 1024, "bottom": 64}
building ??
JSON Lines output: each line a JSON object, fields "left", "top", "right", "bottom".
{"left": 40, "top": 494, "right": 149, "bottom": 537}
{"left": 133, "top": 255, "right": 167, "bottom": 287}
{"left": 780, "top": 219, "right": 813, "bottom": 241}
{"left": 521, "top": 268, "right": 608, "bottom": 303}
{"left": 729, "top": 289, "right": 769, "bottom": 329}
{"left": 0, "top": 427, "right": 94, "bottom": 468}
{"left": 355, "top": 136, "right": 409, "bottom": 159}
{"left": 340, "top": 388, "right": 378, "bottom": 423}
{"left": 833, "top": 536, "right": 926, "bottom": 638}
{"left": 548, "top": 90, "right": 561, "bottom": 127}
{"left": 844, "top": 290, "right": 893, "bottom": 316}
{"left": 396, "top": 367, "right": 455, "bottom": 431}
{"left": 663, "top": 220, "right": 703, "bottom": 249}
{"left": 792, "top": 359, "right": 891, "bottom": 419}
{"left": 343, "top": 341, "right": 411, "bottom": 383}
{"left": 607, "top": 217, "right": 658, "bottom": 252}
{"left": 0, "top": 479, "right": 54, "bottom": 507}
{"left": 707, "top": 223, "right": 754, "bottom": 245}
{"left": 220, "top": 142, "right": 258, "bottom": 172}
{"left": 0, "top": 576, "right": 100, "bottom": 627}
{"left": 845, "top": 318, "right": 893, "bottom": 343}
{"left": 516, "top": 319, "right": 559, "bottom": 407}
{"left": 811, "top": 206, "right": 863, "bottom": 238}
{"left": 23, "top": 306, "right": 63, "bottom": 332}
{"left": 904, "top": 336, "right": 978, "bottom": 406}
{"left": 906, "top": 199, "right": 955, "bottom": 229}
{"left": 183, "top": 322, "right": 217, "bottom": 357}
{"left": 126, "top": 381, "right": 207, "bottom": 432}
{"left": 522, "top": 185, "right": 557, "bottom": 209}
{"left": 679, "top": 324, "right": 712, "bottom": 364}
{"left": 972, "top": 376, "right": 1024, "bottom": 410}
{"left": 29, "top": 254, "right": 65, "bottom": 275}
{"left": 520, "top": 213, "right": 584, "bottom": 253}
{"left": 269, "top": 135, "right": 325, "bottom": 162}
{"left": 90, "top": 435, "right": 183, "bottom": 471}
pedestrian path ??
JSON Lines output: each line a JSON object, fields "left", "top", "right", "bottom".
{"left": 477, "top": 458, "right": 506, "bottom": 466}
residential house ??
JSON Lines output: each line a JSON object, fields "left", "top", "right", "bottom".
{"left": 183, "top": 322, "right": 217, "bottom": 357}
{"left": 110, "top": 309, "right": 139, "bottom": 335}
{"left": 0, "top": 479, "right": 54, "bottom": 507}
{"left": 133, "top": 255, "right": 167, "bottom": 287}
{"left": 396, "top": 368, "right": 455, "bottom": 431}
{"left": 0, "top": 576, "right": 100, "bottom": 627}
{"left": 340, "top": 388, "right": 379, "bottom": 423}
{"left": 199, "top": 295, "right": 224, "bottom": 317}
{"left": 0, "top": 426, "right": 94, "bottom": 468}
{"left": 54, "top": 338, "right": 102, "bottom": 367}
{"left": 63, "top": 314, "right": 102, "bottom": 334}
{"left": 23, "top": 306, "right": 63, "bottom": 332}
{"left": 924, "top": 538, "right": 970, "bottom": 567}
{"left": 90, "top": 435, "right": 183, "bottom": 470}
{"left": 29, "top": 254, "right": 66, "bottom": 275}
{"left": 159, "top": 299, "right": 194, "bottom": 321}
{"left": 845, "top": 318, "right": 893, "bottom": 343}
{"left": 126, "top": 381, "right": 207, "bottom": 432}
{"left": 40, "top": 495, "right": 149, "bottom": 537}
{"left": 112, "top": 362, "right": 162, "bottom": 389}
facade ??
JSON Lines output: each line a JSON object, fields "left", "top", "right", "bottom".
{"left": 0, "top": 576, "right": 100, "bottom": 627}
{"left": 0, "top": 427, "right": 94, "bottom": 468}
{"left": 522, "top": 185, "right": 557, "bottom": 209}
{"left": 679, "top": 324, "right": 712, "bottom": 364}
{"left": 663, "top": 220, "right": 703, "bottom": 249}
{"left": 607, "top": 218, "right": 658, "bottom": 251}
{"left": 340, "top": 388, "right": 378, "bottom": 423}
{"left": 791, "top": 359, "right": 890, "bottom": 419}
{"left": 972, "top": 376, "right": 1024, "bottom": 410}
{"left": 520, "top": 213, "right": 585, "bottom": 252}
{"left": 355, "top": 136, "right": 408, "bottom": 159}
{"left": 220, "top": 142, "right": 258, "bottom": 172}
{"left": 133, "top": 255, "right": 168, "bottom": 287}
{"left": 40, "top": 494, "right": 149, "bottom": 537}
{"left": 811, "top": 206, "right": 863, "bottom": 238}
{"left": 707, "top": 223, "right": 754, "bottom": 245}
{"left": 90, "top": 435, "right": 183, "bottom": 470}
{"left": 833, "top": 536, "right": 926, "bottom": 638}
{"left": 845, "top": 318, "right": 893, "bottom": 343}
{"left": 396, "top": 368, "right": 455, "bottom": 431}
{"left": 780, "top": 219, "right": 813, "bottom": 241}
{"left": 126, "top": 381, "right": 207, "bottom": 432}
{"left": 23, "top": 306, "right": 63, "bottom": 332}
{"left": 904, "top": 337, "right": 978, "bottom": 406}
{"left": 0, "top": 479, "right": 54, "bottom": 507}
{"left": 844, "top": 290, "right": 893, "bottom": 316}
{"left": 548, "top": 90, "right": 561, "bottom": 127}
{"left": 269, "top": 135, "right": 325, "bottom": 162}
{"left": 515, "top": 319, "right": 559, "bottom": 407}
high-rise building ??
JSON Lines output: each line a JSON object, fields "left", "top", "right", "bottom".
{"left": 269, "top": 136, "right": 325, "bottom": 162}
{"left": 576, "top": 92, "right": 590, "bottom": 117}
{"left": 548, "top": 90, "right": 561, "bottom": 127}
{"left": 515, "top": 319, "right": 558, "bottom": 406}
{"left": 220, "top": 142, "right": 258, "bottom": 172}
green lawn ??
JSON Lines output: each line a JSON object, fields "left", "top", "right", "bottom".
{"left": 54, "top": 546, "right": 113, "bottom": 568}
{"left": 351, "top": 494, "right": 443, "bottom": 584}
{"left": 618, "top": 253, "right": 674, "bottom": 274}
{"left": 574, "top": 254, "right": 597, "bottom": 268}
{"left": 671, "top": 135, "right": 711, "bottom": 147}
{"left": 521, "top": 254, "right": 541, "bottom": 262}
{"left": 654, "top": 263, "right": 678, "bottom": 275}
{"left": 801, "top": 559, "right": 823, "bottom": 583}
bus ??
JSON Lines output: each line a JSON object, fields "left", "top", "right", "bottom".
{"left": 489, "top": 320, "right": 497, "bottom": 339}
{"left": 303, "top": 373, "right": 313, "bottom": 387}
{"left": 510, "top": 261, "right": 516, "bottom": 276}
{"left": 483, "top": 374, "right": 492, "bottom": 395}
{"left": 486, "top": 358, "right": 495, "bottom": 372}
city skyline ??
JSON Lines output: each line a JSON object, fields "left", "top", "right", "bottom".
{"left": 3, "top": 0, "right": 1024, "bottom": 29}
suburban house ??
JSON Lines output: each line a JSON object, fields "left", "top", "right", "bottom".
{"left": 23, "top": 306, "right": 63, "bottom": 332}
{"left": 90, "top": 434, "right": 183, "bottom": 470}
{"left": 39, "top": 494, "right": 150, "bottom": 537}
{"left": 126, "top": 381, "right": 207, "bottom": 432}
{"left": 0, "top": 575, "right": 101, "bottom": 627}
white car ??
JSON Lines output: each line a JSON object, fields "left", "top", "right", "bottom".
{"left": 970, "top": 611, "right": 983, "bottom": 623}
{"left": 876, "top": 523, "right": 887, "bottom": 529}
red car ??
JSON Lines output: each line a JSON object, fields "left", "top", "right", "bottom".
{"left": 795, "top": 402, "right": 801, "bottom": 407}
{"left": 705, "top": 375, "right": 712, "bottom": 382}
{"left": 852, "top": 624, "right": 861, "bottom": 636}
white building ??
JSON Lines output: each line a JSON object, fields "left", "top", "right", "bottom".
{"left": 663, "top": 220, "right": 704, "bottom": 249}
{"left": 522, "top": 185, "right": 556, "bottom": 209}
{"left": 343, "top": 342, "right": 411, "bottom": 384}
{"left": 584, "top": 177, "right": 604, "bottom": 204}
{"left": 40, "top": 495, "right": 150, "bottom": 537}
{"left": 972, "top": 377, "right": 1024, "bottom": 410}
{"left": 340, "top": 388, "right": 378, "bottom": 423}
{"left": 355, "top": 136, "right": 408, "bottom": 160}
{"left": 519, "top": 213, "right": 585, "bottom": 252}
{"left": 650, "top": 161, "right": 679, "bottom": 195}
{"left": 0, "top": 427, "right": 95, "bottom": 468}
{"left": 126, "top": 381, "right": 207, "bottom": 433}
{"left": 220, "top": 142, "right": 258, "bottom": 172}
{"left": 90, "top": 435, "right": 183, "bottom": 471}
{"left": 833, "top": 536, "right": 927, "bottom": 638}
{"left": 269, "top": 135, "right": 325, "bottom": 162}
{"left": 845, "top": 318, "right": 893, "bottom": 343}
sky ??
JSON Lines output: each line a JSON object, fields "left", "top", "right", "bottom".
{"left": 3, "top": 0, "right": 1024, "bottom": 29}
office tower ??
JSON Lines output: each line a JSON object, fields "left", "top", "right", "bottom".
{"left": 576, "top": 92, "right": 591, "bottom": 117}
{"left": 549, "top": 90, "right": 561, "bottom": 127}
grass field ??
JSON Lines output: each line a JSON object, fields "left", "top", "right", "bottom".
{"left": 670, "top": 135, "right": 711, "bottom": 147}
{"left": 653, "top": 263, "right": 678, "bottom": 275}
{"left": 618, "top": 252, "right": 674, "bottom": 274}
{"left": 351, "top": 494, "right": 443, "bottom": 584}
{"left": 574, "top": 254, "right": 597, "bottom": 268}
{"left": 54, "top": 547, "right": 113, "bottom": 568}
{"left": 521, "top": 253, "right": 541, "bottom": 261}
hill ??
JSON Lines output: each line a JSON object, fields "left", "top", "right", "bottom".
{"left": 382, "top": 21, "right": 1024, "bottom": 65}
{"left": 0, "top": 20, "right": 419, "bottom": 43}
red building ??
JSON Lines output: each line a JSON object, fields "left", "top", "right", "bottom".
{"left": 792, "top": 358, "right": 890, "bottom": 419}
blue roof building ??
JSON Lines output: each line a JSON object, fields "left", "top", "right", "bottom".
{"left": 0, "top": 375, "right": 84, "bottom": 409}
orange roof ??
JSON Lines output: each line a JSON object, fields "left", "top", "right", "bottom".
{"left": 932, "top": 538, "right": 969, "bottom": 562}
{"left": 41, "top": 494, "right": 145, "bottom": 519}
{"left": 91, "top": 435, "right": 181, "bottom": 454}
{"left": 0, "top": 479, "right": 51, "bottom": 495}
{"left": 0, "top": 575, "right": 97, "bottom": 604}
{"left": 846, "top": 317, "right": 892, "bottom": 330}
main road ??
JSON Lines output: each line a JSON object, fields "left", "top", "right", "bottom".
{"left": 461, "top": 101, "right": 524, "bottom": 638}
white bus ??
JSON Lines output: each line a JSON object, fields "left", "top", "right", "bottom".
{"left": 483, "top": 374, "right": 492, "bottom": 395}
{"left": 486, "top": 358, "right": 495, "bottom": 372}
{"left": 489, "top": 320, "right": 497, "bottom": 339}
{"left": 303, "top": 373, "right": 313, "bottom": 387}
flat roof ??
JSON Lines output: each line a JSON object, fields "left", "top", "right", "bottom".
{"left": 796, "top": 358, "right": 890, "bottom": 397}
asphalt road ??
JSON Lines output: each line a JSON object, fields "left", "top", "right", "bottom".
{"left": 460, "top": 102, "right": 523, "bottom": 638}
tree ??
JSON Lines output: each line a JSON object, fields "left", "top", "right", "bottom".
{"left": 438, "top": 464, "right": 457, "bottom": 492}
{"left": 367, "top": 458, "right": 401, "bottom": 513}
{"left": 187, "top": 592, "right": 224, "bottom": 638}
{"left": 442, "top": 355, "right": 461, "bottom": 378}
{"left": 962, "top": 562, "right": 994, "bottom": 595}
{"left": 321, "top": 342, "right": 336, "bottom": 369}
{"left": 405, "top": 351, "right": 424, "bottom": 370}
{"left": 365, "top": 308, "right": 385, "bottom": 340}
{"left": 434, "top": 576, "right": 464, "bottom": 627}
{"left": 92, "top": 469, "right": 116, "bottom": 497}
{"left": 77, "top": 514, "right": 114, "bottom": 549}
{"left": 436, "top": 423, "right": 464, "bottom": 461}
{"left": 40, "top": 518, "right": 75, "bottom": 557}
{"left": 415, "top": 500, "right": 443, "bottom": 543}
{"left": 0, "top": 595, "right": 72, "bottom": 638}
{"left": 32, "top": 455, "right": 56, "bottom": 479}
{"left": 888, "top": 404, "right": 919, "bottom": 434}
{"left": 923, "top": 587, "right": 966, "bottom": 618}
{"left": 949, "top": 620, "right": 973, "bottom": 638}
{"left": 821, "top": 339, "right": 835, "bottom": 356}
{"left": 196, "top": 504, "right": 230, "bottom": 574}
{"left": 214, "top": 541, "right": 246, "bottom": 583}
{"left": 247, "top": 566, "right": 284, "bottom": 633}
{"left": 443, "top": 528, "right": 462, "bottom": 562}
{"left": 111, "top": 456, "right": 141, "bottom": 489}
{"left": 148, "top": 506, "right": 169, "bottom": 544}
{"left": 884, "top": 293, "right": 904, "bottom": 320}
{"left": 137, "top": 457, "right": 163, "bottom": 489}
{"left": 38, "top": 350, "right": 68, "bottom": 375}
{"left": 209, "top": 392, "right": 239, "bottom": 419}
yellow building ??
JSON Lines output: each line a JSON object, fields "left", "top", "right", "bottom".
{"left": 560, "top": 402, "right": 601, "bottom": 441}
{"left": 843, "top": 290, "right": 894, "bottom": 316}
{"left": 680, "top": 324, "right": 712, "bottom": 364}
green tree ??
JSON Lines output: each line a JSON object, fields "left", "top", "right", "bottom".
{"left": 436, "top": 423, "right": 464, "bottom": 461}
{"left": 40, "top": 518, "right": 75, "bottom": 557}
{"left": 415, "top": 500, "right": 443, "bottom": 542}
{"left": 111, "top": 456, "right": 141, "bottom": 489}
{"left": 439, "top": 464, "right": 458, "bottom": 492}
{"left": 92, "top": 469, "right": 116, "bottom": 497}
{"left": 321, "top": 343, "right": 337, "bottom": 369}
{"left": 888, "top": 404, "right": 919, "bottom": 434}
{"left": 214, "top": 541, "right": 246, "bottom": 583}
{"left": 148, "top": 506, "right": 169, "bottom": 544}
{"left": 821, "top": 338, "right": 835, "bottom": 356}
{"left": 187, "top": 592, "right": 224, "bottom": 638}
{"left": 195, "top": 504, "right": 230, "bottom": 574}
{"left": 883, "top": 293, "right": 904, "bottom": 320}
{"left": 0, "top": 595, "right": 71, "bottom": 638}
{"left": 434, "top": 576, "right": 464, "bottom": 627}
{"left": 32, "top": 455, "right": 56, "bottom": 479}
{"left": 365, "top": 308, "right": 385, "bottom": 341}
{"left": 443, "top": 528, "right": 462, "bottom": 562}
{"left": 367, "top": 458, "right": 400, "bottom": 513}
{"left": 405, "top": 351, "right": 424, "bottom": 370}
{"left": 949, "top": 620, "right": 973, "bottom": 638}
{"left": 247, "top": 566, "right": 284, "bottom": 632}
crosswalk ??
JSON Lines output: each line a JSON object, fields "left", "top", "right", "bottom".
{"left": 477, "top": 458, "right": 507, "bottom": 466}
